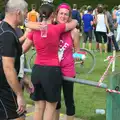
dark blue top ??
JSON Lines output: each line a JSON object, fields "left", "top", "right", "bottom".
{"left": 72, "top": 10, "right": 80, "bottom": 22}
{"left": 82, "top": 13, "right": 93, "bottom": 32}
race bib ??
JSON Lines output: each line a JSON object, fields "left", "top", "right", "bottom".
{"left": 58, "top": 48, "right": 64, "bottom": 62}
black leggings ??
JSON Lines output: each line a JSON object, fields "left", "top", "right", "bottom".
{"left": 56, "top": 79, "right": 75, "bottom": 116}
{"left": 96, "top": 31, "right": 107, "bottom": 43}
{"left": 94, "top": 30, "right": 99, "bottom": 43}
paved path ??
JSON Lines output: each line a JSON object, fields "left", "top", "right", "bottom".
{"left": 26, "top": 104, "right": 82, "bottom": 120}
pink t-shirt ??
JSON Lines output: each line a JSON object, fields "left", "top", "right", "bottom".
{"left": 59, "top": 32, "right": 76, "bottom": 77}
{"left": 27, "top": 24, "right": 65, "bottom": 66}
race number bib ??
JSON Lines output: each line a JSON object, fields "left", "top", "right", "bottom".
{"left": 58, "top": 48, "right": 64, "bottom": 62}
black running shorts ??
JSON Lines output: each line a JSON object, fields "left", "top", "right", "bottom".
{"left": 30, "top": 65, "right": 62, "bottom": 103}
{"left": 0, "top": 80, "right": 25, "bottom": 119}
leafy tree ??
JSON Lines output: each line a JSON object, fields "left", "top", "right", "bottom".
{"left": 1, "top": 0, "right": 120, "bottom": 11}
{"left": 0, "top": 0, "right": 5, "bottom": 12}
{"left": 53, "top": 0, "right": 120, "bottom": 9}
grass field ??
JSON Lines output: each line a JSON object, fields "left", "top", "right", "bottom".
{"left": 24, "top": 41, "right": 120, "bottom": 120}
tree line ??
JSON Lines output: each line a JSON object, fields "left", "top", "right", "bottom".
{"left": 0, "top": 0, "right": 119, "bottom": 12}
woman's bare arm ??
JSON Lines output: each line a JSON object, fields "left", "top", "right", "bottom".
{"left": 71, "top": 28, "right": 80, "bottom": 52}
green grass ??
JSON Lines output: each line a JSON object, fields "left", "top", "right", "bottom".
{"left": 60, "top": 52, "right": 109, "bottom": 120}
{"left": 24, "top": 42, "right": 120, "bottom": 120}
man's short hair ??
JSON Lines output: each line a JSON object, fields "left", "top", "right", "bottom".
{"left": 73, "top": 4, "right": 77, "bottom": 9}
{"left": 87, "top": 6, "right": 93, "bottom": 12}
{"left": 31, "top": 4, "right": 36, "bottom": 10}
{"left": 5, "top": 0, "right": 28, "bottom": 13}
{"left": 97, "top": 6, "right": 103, "bottom": 13}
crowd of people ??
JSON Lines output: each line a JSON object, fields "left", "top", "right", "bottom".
{"left": 73, "top": 4, "right": 120, "bottom": 53}
{"left": 0, "top": 0, "right": 120, "bottom": 120}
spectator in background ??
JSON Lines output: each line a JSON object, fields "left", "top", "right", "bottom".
{"left": 16, "top": 27, "right": 27, "bottom": 86}
{"left": 16, "top": 26, "right": 34, "bottom": 93}
{"left": 95, "top": 5, "right": 109, "bottom": 53}
{"left": 79, "top": 8, "right": 83, "bottom": 19}
{"left": 83, "top": 5, "right": 88, "bottom": 14}
{"left": 27, "top": 4, "right": 39, "bottom": 22}
{"left": 72, "top": 4, "right": 81, "bottom": 32}
{"left": 112, "top": 6, "right": 118, "bottom": 23}
{"left": 115, "top": 5, "right": 120, "bottom": 43}
{"left": 103, "top": 5, "right": 119, "bottom": 52}
{"left": 92, "top": 6, "right": 99, "bottom": 50}
{"left": 82, "top": 6, "right": 93, "bottom": 50}
{"left": 27, "top": 4, "right": 39, "bottom": 50}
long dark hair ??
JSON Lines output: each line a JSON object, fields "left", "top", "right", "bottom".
{"left": 39, "top": 3, "right": 54, "bottom": 22}
{"left": 97, "top": 6, "right": 104, "bottom": 14}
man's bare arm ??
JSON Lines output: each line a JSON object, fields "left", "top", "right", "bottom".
{"left": 2, "top": 56, "right": 23, "bottom": 96}
{"left": 19, "top": 35, "right": 26, "bottom": 44}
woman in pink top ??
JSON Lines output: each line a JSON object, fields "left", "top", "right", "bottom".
{"left": 55, "top": 3, "right": 80, "bottom": 120}
{"left": 22, "top": 3, "right": 77, "bottom": 120}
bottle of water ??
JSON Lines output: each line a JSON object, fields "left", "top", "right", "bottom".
{"left": 40, "top": 17, "right": 47, "bottom": 38}
{"left": 96, "top": 109, "right": 105, "bottom": 115}
{"left": 73, "top": 52, "right": 86, "bottom": 60}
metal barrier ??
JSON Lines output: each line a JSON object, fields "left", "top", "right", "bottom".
{"left": 24, "top": 68, "right": 107, "bottom": 89}
{"left": 24, "top": 68, "right": 120, "bottom": 120}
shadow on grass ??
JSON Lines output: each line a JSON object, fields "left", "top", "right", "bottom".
{"left": 88, "top": 114, "right": 106, "bottom": 120}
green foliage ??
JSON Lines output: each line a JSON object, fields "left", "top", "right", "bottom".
{"left": 26, "top": 0, "right": 120, "bottom": 10}
{"left": 53, "top": 0, "right": 70, "bottom": 7}
{"left": 0, "top": 0, "right": 5, "bottom": 12}
{"left": 1, "top": 0, "right": 120, "bottom": 12}
{"left": 25, "top": 41, "right": 120, "bottom": 120}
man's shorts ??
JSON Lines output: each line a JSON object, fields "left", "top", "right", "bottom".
{"left": 30, "top": 65, "right": 62, "bottom": 103}
{"left": 83, "top": 30, "right": 93, "bottom": 43}
{"left": 0, "top": 70, "right": 25, "bottom": 120}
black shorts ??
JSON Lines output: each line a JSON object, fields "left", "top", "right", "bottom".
{"left": 0, "top": 72, "right": 24, "bottom": 120}
{"left": 30, "top": 65, "right": 62, "bottom": 103}
{"left": 94, "top": 30, "right": 99, "bottom": 42}
{"left": 83, "top": 30, "right": 92, "bottom": 43}
{"left": 96, "top": 32, "right": 107, "bottom": 43}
